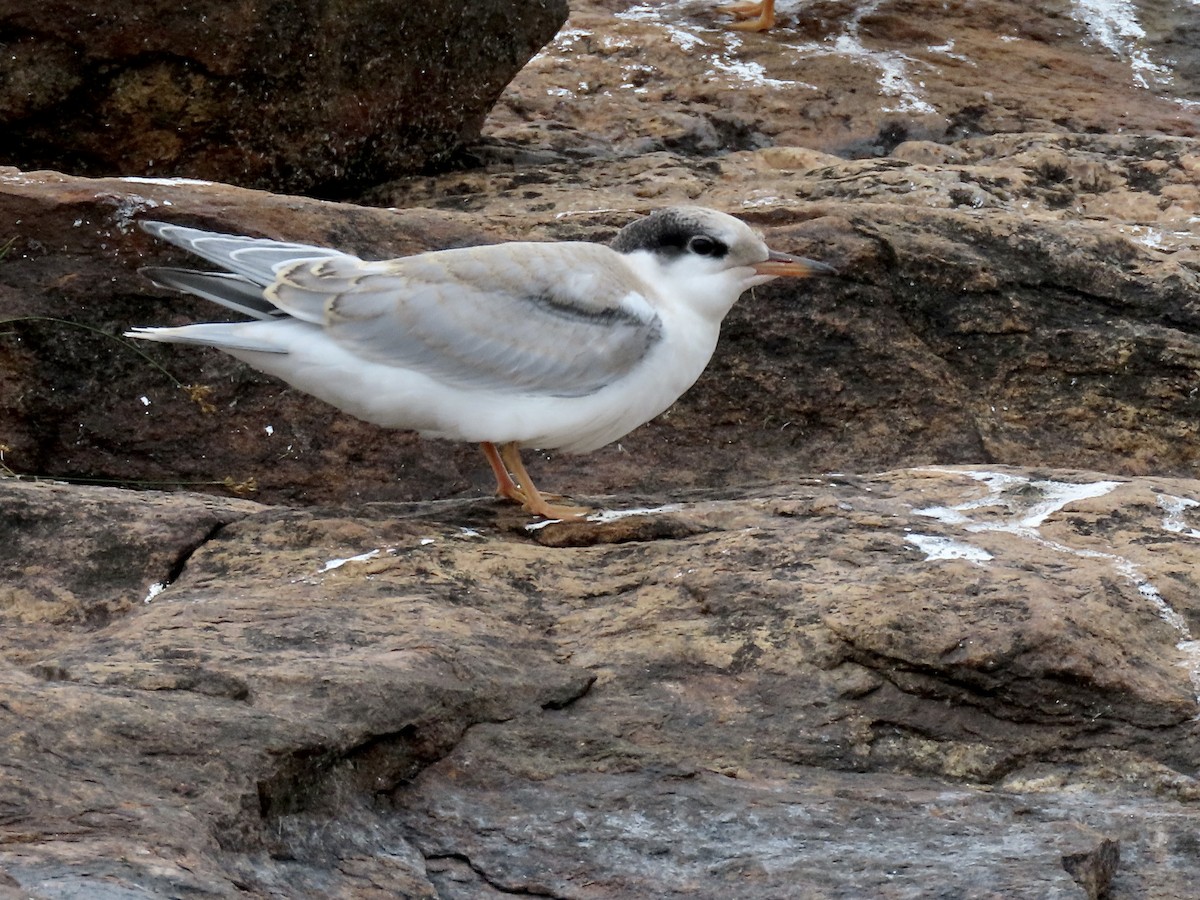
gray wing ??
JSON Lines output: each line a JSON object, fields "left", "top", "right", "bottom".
{"left": 139, "top": 220, "right": 357, "bottom": 321}
{"left": 140, "top": 268, "right": 282, "bottom": 320}
{"left": 268, "top": 241, "right": 664, "bottom": 398}
{"left": 141, "top": 221, "right": 357, "bottom": 284}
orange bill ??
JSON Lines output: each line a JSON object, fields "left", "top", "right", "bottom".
{"left": 752, "top": 249, "right": 836, "bottom": 278}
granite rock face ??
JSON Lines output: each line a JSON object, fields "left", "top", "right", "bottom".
{"left": 2, "top": 470, "right": 1199, "bottom": 897}
{"left": 2, "top": 142, "right": 1200, "bottom": 508}
{"left": 0, "top": 0, "right": 568, "bottom": 197}
{"left": 481, "top": 0, "right": 1200, "bottom": 163}
{"left": 4, "top": 1, "right": 1200, "bottom": 897}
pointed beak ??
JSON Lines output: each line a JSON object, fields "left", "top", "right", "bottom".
{"left": 752, "top": 249, "right": 837, "bottom": 279}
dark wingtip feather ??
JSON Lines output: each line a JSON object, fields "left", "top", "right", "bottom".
{"left": 138, "top": 266, "right": 281, "bottom": 320}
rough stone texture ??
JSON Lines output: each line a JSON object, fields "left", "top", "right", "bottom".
{"left": 0, "top": 0, "right": 568, "bottom": 197}
{"left": 4, "top": 133, "right": 1200, "bottom": 506}
{"left": 2, "top": 469, "right": 1200, "bottom": 896}
{"left": 0, "top": 478, "right": 259, "bottom": 645}
{"left": 5, "top": 2, "right": 1200, "bottom": 896}
{"left": 478, "top": 0, "right": 1200, "bottom": 164}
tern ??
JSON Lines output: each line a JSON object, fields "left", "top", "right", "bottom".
{"left": 126, "top": 207, "right": 832, "bottom": 519}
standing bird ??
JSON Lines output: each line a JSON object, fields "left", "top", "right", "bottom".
{"left": 127, "top": 207, "right": 832, "bottom": 519}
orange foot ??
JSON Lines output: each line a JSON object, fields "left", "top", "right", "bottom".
{"left": 480, "top": 441, "right": 591, "bottom": 520}
{"left": 723, "top": 0, "right": 776, "bottom": 31}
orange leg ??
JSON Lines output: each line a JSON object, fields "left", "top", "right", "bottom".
{"left": 499, "top": 441, "right": 591, "bottom": 520}
{"left": 481, "top": 441, "right": 527, "bottom": 504}
{"left": 724, "top": 0, "right": 775, "bottom": 31}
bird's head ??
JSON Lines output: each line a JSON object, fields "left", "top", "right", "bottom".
{"left": 610, "top": 206, "right": 833, "bottom": 321}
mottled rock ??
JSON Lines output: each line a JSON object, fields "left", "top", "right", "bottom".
{"left": 6, "top": 0, "right": 1200, "bottom": 898}
{"left": 4, "top": 139, "right": 1200, "bottom": 510}
{"left": 482, "top": 0, "right": 1200, "bottom": 164}
{"left": 0, "top": 0, "right": 568, "bottom": 197}
{"left": 2, "top": 469, "right": 1199, "bottom": 896}
{"left": 1062, "top": 835, "right": 1121, "bottom": 900}
{"left": 0, "top": 478, "right": 259, "bottom": 652}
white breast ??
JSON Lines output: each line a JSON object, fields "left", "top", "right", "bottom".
{"left": 218, "top": 298, "right": 722, "bottom": 454}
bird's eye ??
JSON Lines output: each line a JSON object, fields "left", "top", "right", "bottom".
{"left": 687, "top": 235, "right": 724, "bottom": 257}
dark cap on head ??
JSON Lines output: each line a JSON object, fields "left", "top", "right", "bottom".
{"left": 610, "top": 207, "right": 731, "bottom": 260}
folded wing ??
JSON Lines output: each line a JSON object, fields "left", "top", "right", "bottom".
{"left": 270, "top": 242, "right": 663, "bottom": 398}
{"left": 139, "top": 222, "right": 664, "bottom": 398}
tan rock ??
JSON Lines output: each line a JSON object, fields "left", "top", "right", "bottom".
{"left": 2, "top": 468, "right": 1199, "bottom": 894}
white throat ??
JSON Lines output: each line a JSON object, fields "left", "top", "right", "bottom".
{"left": 622, "top": 250, "right": 759, "bottom": 323}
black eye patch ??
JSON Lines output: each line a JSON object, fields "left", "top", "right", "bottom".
{"left": 687, "top": 235, "right": 728, "bottom": 258}
{"left": 611, "top": 209, "right": 732, "bottom": 261}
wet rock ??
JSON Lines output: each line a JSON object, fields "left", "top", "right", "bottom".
{"left": 0, "top": 0, "right": 568, "bottom": 197}
{"left": 2, "top": 468, "right": 1199, "bottom": 895}
{"left": 485, "top": 0, "right": 1200, "bottom": 163}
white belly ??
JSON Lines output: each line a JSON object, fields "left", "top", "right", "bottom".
{"left": 225, "top": 311, "right": 721, "bottom": 453}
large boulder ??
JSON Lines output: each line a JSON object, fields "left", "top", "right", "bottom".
{"left": 0, "top": 0, "right": 568, "bottom": 197}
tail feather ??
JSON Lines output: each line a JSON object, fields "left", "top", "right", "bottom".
{"left": 140, "top": 267, "right": 281, "bottom": 321}
{"left": 132, "top": 221, "right": 361, "bottom": 340}
{"left": 124, "top": 323, "right": 288, "bottom": 354}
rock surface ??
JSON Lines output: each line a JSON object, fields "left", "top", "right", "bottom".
{"left": 5, "top": 1, "right": 1200, "bottom": 897}
{"left": 3, "top": 1, "right": 1200, "bottom": 505}
{"left": 479, "top": 0, "right": 1200, "bottom": 163}
{"left": 0, "top": 0, "right": 568, "bottom": 197}
{"left": 4, "top": 130, "right": 1200, "bottom": 506}
{"left": 2, "top": 469, "right": 1200, "bottom": 897}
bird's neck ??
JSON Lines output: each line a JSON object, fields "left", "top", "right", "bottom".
{"left": 623, "top": 252, "right": 744, "bottom": 324}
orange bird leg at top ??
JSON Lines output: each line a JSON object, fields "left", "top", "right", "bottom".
{"left": 723, "top": 0, "right": 776, "bottom": 31}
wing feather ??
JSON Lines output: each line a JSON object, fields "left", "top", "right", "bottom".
{"left": 140, "top": 221, "right": 357, "bottom": 286}
{"left": 140, "top": 267, "right": 282, "bottom": 320}
{"left": 139, "top": 223, "right": 664, "bottom": 398}
{"left": 271, "top": 242, "right": 664, "bottom": 398}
